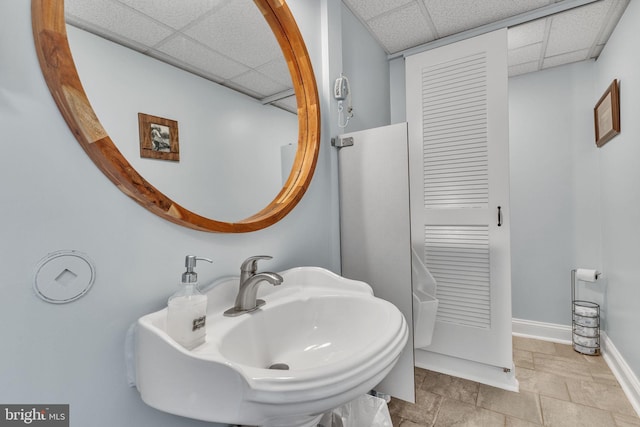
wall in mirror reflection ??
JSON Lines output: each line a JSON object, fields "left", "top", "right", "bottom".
{"left": 67, "top": 25, "right": 298, "bottom": 222}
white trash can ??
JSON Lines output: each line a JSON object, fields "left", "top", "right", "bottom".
{"left": 318, "top": 394, "right": 392, "bottom": 427}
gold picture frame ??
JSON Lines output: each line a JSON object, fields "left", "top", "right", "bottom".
{"left": 138, "top": 113, "right": 180, "bottom": 161}
{"left": 594, "top": 79, "right": 620, "bottom": 147}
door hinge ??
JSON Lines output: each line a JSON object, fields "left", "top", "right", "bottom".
{"left": 331, "top": 136, "right": 354, "bottom": 148}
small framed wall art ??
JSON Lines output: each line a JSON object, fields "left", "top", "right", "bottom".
{"left": 138, "top": 113, "right": 180, "bottom": 161}
{"left": 594, "top": 79, "right": 620, "bottom": 148}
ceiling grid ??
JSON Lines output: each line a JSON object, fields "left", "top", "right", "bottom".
{"left": 65, "top": 0, "right": 630, "bottom": 104}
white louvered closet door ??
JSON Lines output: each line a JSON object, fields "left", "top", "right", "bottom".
{"left": 406, "top": 29, "right": 512, "bottom": 369}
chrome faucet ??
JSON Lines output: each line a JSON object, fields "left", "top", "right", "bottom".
{"left": 224, "top": 255, "right": 283, "bottom": 317}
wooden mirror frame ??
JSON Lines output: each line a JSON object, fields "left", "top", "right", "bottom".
{"left": 31, "top": 0, "right": 320, "bottom": 233}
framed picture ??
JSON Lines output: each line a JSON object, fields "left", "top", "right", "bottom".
{"left": 594, "top": 79, "right": 620, "bottom": 147}
{"left": 138, "top": 113, "right": 179, "bottom": 161}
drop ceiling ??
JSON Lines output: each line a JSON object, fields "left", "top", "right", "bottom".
{"left": 65, "top": 0, "right": 630, "bottom": 109}
{"left": 65, "top": 0, "right": 298, "bottom": 112}
{"left": 343, "top": 0, "right": 629, "bottom": 76}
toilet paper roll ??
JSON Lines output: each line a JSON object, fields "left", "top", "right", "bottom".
{"left": 576, "top": 268, "right": 600, "bottom": 282}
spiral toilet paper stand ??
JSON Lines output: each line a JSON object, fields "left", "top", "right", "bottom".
{"left": 571, "top": 269, "right": 601, "bottom": 355}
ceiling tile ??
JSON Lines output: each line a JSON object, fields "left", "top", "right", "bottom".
{"left": 256, "top": 59, "right": 293, "bottom": 88}
{"left": 595, "top": 0, "right": 629, "bottom": 45}
{"left": 509, "top": 60, "right": 540, "bottom": 77}
{"left": 591, "top": 44, "right": 605, "bottom": 57}
{"left": 545, "top": 0, "right": 611, "bottom": 56}
{"left": 509, "top": 42, "right": 542, "bottom": 67}
{"left": 156, "top": 34, "right": 248, "bottom": 80}
{"left": 118, "top": 0, "right": 224, "bottom": 30}
{"left": 543, "top": 48, "right": 590, "bottom": 68}
{"left": 229, "top": 70, "right": 290, "bottom": 98}
{"left": 343, "top": 0, "right": 414, "bottom": 21}
{"left": 508, "top": 18, "right": 547, "bottom": 49}
{"left": 184, "top": 0, "right": 281, "bottom": 69}
{"left": 273, "top": 96, "right": 298, "bottom": 114}
{"left": 423, "top": 0, "right": 550, "bottom": 38}
{"left": 368, "top": 3, "right": 436, "bottom": 53}
{"left": 67, "top": 0, "right": 632, "bottom": 96}
{"left": 66, "top": 0, "right": 173, "bottom": 48}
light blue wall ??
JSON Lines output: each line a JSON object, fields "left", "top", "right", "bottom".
{"left": 509, "top": 61, "right": 599, "bottom": 325}
{"left": 507, "top": 0, "right": 640, "bottom": 381}
{"left": 389, "top": 57, "right": 406, "bottom": 124}
{"left": 0, "top": 1, "right": 339, "bottom": 426}
{"left": 0, "top": 0, "right": 394, "bottom": 424}
{"left": 339, "top": 3, "right": 390, "bottom": 132}
{"left": 592, "top": 0, "right": 640, "bottom": 379}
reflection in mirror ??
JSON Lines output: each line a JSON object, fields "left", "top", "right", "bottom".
{"left": 64, "top": 0, "right": 299, "bottom": 222}
{"left": 32, "top": 0, "right": 320, "bottom": 232}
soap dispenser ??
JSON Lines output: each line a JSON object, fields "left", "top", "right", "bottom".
{"left": 166, "top": 255, "right": 213, "bottom": 350}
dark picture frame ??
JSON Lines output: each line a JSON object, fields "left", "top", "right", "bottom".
{"left": 594, "top": 79, "right": 620, "bottom": 148}
{"left": 138, "top": 113, "right": 180, "bottom": 161}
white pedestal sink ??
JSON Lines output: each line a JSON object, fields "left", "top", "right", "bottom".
{"left": 135, "top": 267, "right": 408, "bottom": 426}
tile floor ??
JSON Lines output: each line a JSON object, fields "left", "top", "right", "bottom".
{"left": 388, "top": 336, "right": 640, "bottom": 426}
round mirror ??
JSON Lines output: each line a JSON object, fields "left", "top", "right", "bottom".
{"left": 31, "top": 0, "right": 320, "bottom": 233}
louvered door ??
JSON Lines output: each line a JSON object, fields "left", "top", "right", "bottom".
{"left": 406, "top": 29, "right": 512, "bottom": 369}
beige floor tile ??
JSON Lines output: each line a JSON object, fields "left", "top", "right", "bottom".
{"left": 514, "top": 336, "right": 557, "bottom": 355}
{"left": 583, "top": 354, "right": 615, "bottom": 371}
{"left": 434, "top": 397, "right": 505, "bottom": 427}
{"left": 415, "top": 367, "right": 429, "bottom": 387}
{"left": 589, "top": 363, "right": 620, "bottom": 387}
{"left": 532, "top": 353, "right": 593, "bottom": 381}
{"left": 506, "top": 416, "right": 542, "bottom": 426}
{"left": 565, "top": 379, "right": 637, "bottom": 416}
{"left": 516, "top": 366, "right": 570, "bottom": 401}
{"left": 390, "top": 338, "right": 639, "bottom": 427}
{"left": 398, "top": 419, "right": 427, "bottom": 427}
{"left": 553, "top": 345, "right": 620, "bottom": 385}
{"left": 552, "top": 342, "right": 610, "bottom": 373}
{"left": 552, "top": 343, "right": 588, "bottom": 360}
{"left": 591, "top": 371, "right": 620, "bottom": 387}
{"left": 583, "top": 357, "right": 621, "bottom": 386}
{"left": 612, "top": 412, "right": 640, "bottom": 426}
{"left": 420, "top": 370, "right": 480, "bottom": 405}
{"left": 579, "top": 352, "right": 609, "bottom": 368}
{"left": 514, "top": 349, "right": 535, "bottom": 369}
{"left": 390, "top": 410, "right": 404, "bottom": 427}
{"left": 540, "top": 395, "right": 616, "bottom": 426}
{"left": 389, "top": 389, "right": 442, "bottom": 426}
{"left": 477, "top": 384, "right": 543, "bottom": 424}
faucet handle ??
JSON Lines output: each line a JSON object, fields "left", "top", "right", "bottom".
{"left": 240, "top": 255, "right": 273, "bottom": 274}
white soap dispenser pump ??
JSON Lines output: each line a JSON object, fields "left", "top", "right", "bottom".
{"left": 166, "top": 255, "right": 213, "bottom": 350}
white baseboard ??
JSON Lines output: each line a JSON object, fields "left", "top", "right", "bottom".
{"left": 512, "top": 318, "right": 640, "bottom": 417}
{"left": 601, "top": 332, "right": 640, "bottom": 417}
{"left": 512, "top": 317, "right": 571, "bottom": 344}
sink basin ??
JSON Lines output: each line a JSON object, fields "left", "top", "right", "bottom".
{"left": 218, "top": 294, "right": 391, "bottom": 371}
{"left": 135, "top": 267, "right": 408, "bottom": 427}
